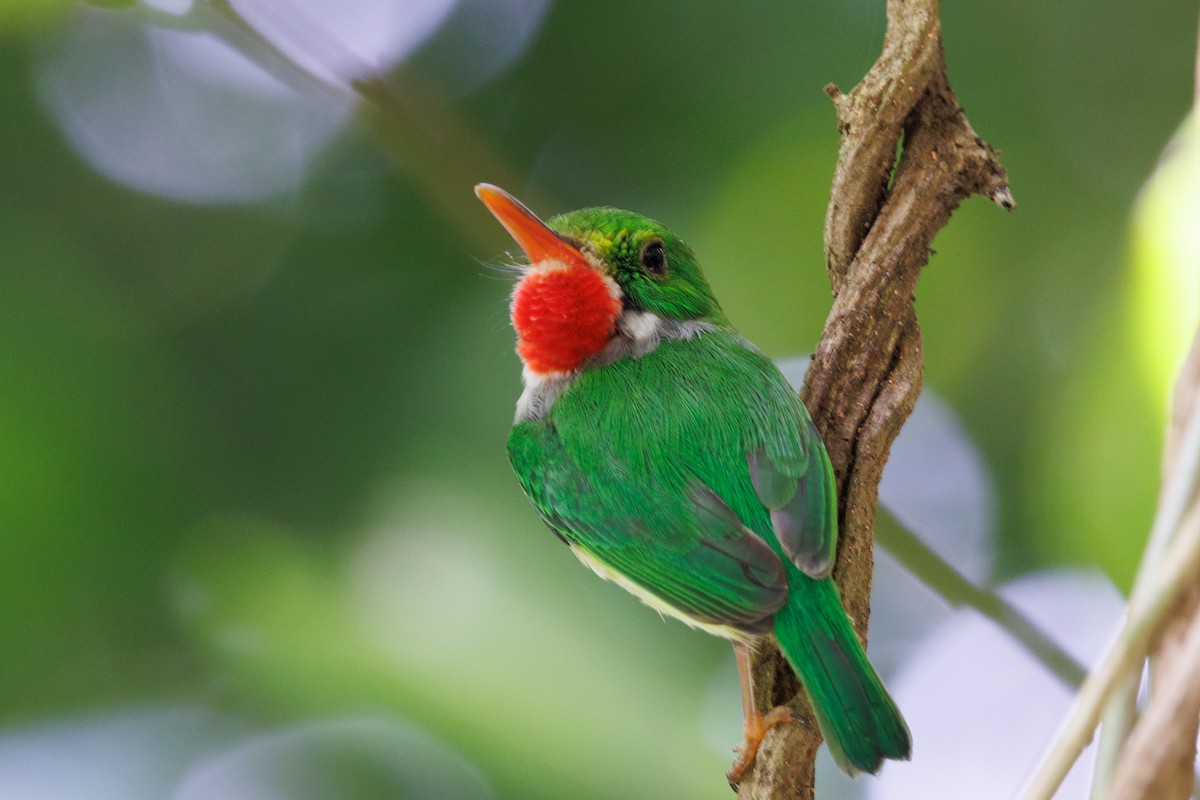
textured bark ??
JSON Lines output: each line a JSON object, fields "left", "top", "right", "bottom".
{"left": 1106, "top": 329, "right": 1200, "bottom": 800}
{"left": 734, "top": 1, "right": 1013, "bottom": 797}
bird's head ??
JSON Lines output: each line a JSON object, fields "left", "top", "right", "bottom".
{"left": 476, "top": 183, "right": 726, "bottom": 380}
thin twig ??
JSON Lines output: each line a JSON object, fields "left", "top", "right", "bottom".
{"left": 1016, "top": 470, "right": 1200, "bottom": 800}
{"left": 1129, "top": 387, "right": 1200, "bottom": 614}
{"left": 1107, "top": 588, "right": 1200, "bottom": 800}
{"left": 1104, "top": 323, "right": 1200, "bottom": 800}
{"left": 202, "top": 0, "right": 357, "bottom": 100}
{"left": 876, "top": 512, "right": 1087, "bottom": 689}
{"left": 1091, "top": 382, "right": 1200, "bottom": 798}
{"left": 1090, "top": 678, "right": 1139, "bottom": 800}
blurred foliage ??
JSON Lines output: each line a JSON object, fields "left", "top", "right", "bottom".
{"left": 0, "top": 1, "right": 1198, "bottom": 798}
{"left": 0, "top": 0, "right": 73, "bottom": 27}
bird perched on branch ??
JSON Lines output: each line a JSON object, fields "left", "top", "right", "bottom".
{"left": 476, "top": 183, "right": 911, "bottom": 783}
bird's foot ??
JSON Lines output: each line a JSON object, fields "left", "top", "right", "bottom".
{"left": 726, "top": 705, "right": 800, "bottom": 786}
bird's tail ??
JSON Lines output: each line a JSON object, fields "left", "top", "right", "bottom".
{"left": 773, "top": 572, "right": 911, "bottom": 774}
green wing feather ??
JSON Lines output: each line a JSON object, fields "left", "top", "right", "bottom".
{"left": 509, "top": 418, "right": 787, "bottom": 633}
{"left": 747, "top": 412, "right": 839, "bottom": 577}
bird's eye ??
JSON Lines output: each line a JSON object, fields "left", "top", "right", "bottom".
{"left": 640, "top": 241, "right": 667, "bottom": 277}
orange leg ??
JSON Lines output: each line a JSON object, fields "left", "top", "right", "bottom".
{"left": 726, "top": 641, "right": 800, "bottom": 786}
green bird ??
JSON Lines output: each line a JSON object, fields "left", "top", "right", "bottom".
{"left": 476, "top": 184, "right": 911, "bottom": 782}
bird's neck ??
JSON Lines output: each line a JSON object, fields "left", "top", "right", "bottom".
{"left": 510, "top": 261, "right": 622, "bottom": 379}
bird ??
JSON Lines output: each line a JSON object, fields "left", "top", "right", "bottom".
{"left": 475, "top": 183, "right": 911, "bottom": 784}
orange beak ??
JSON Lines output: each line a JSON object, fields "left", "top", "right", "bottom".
{"left": 475, "top": 184, "right": 590, "bottom": 269}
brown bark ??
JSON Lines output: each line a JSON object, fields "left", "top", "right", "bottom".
{"left": 734, "top": 1, "right": 1012, "bottom": 797}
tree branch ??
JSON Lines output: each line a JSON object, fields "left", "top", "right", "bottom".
{"left": 735, "top": 2, "right": 1012, "bottom": 797}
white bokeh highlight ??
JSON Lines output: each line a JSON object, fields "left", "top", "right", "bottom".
{"left": 229, "top": 0, "right": 458, "bottom": 86}
{"left": 871, "top": 387, "right": 998, "bottom": 671}
{"left": 34, "top": 1, "right": 551, "bottom": 205}
{"left": 0, "top": 708, "right": 238, "bottom": 800}
{"left": 869, "top": 570, "right": 1125, "bottom": 800}
{"left": 36, "top": 8, "right": 350, "bottom": 204}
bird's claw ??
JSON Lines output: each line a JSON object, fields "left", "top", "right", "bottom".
{"left": 726, "top": 706, "right": 801, "bottom": 786}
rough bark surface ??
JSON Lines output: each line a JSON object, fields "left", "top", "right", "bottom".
{"left": 734, "top": 1, "right": 1012, "bottom": 797}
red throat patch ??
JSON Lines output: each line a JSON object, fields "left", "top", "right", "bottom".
{"left": 511, "top": 264, "right": 622, "bottom": 376}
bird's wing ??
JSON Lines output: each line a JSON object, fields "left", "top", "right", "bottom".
{"left": 509, "top": 420, "right": 788, "bottom": 634}
{"left": 746, "top": 409, "right": 839, "bottom": 579}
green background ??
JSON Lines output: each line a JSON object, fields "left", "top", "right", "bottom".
{"left": 1, "top": 1, "right": 1197, "bottom": 798}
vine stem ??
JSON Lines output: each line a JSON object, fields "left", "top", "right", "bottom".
{"left": 1091, "top": 359, "right": 1200, "bottom": 799}
{"left": 1016, "top": 382, "right": 1200, "bottom": 799}
{"left": 876, "top": 513, "right": 1086, "bottom": 690}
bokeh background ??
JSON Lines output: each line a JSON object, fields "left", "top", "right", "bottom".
{"left": 2, "top": 1, "right": 1198, "bottom": 798}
